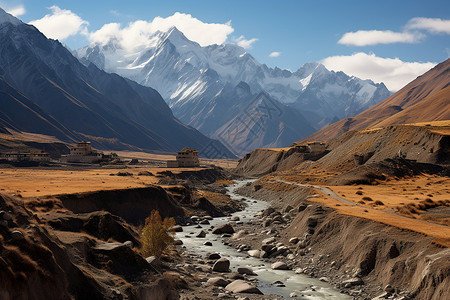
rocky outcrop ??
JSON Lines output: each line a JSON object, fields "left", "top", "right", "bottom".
{"left": 0, "top": 193, "right": 180, "bottom": 300}
{"left": 56, "top": 186, "right": 184, "bottom": 224}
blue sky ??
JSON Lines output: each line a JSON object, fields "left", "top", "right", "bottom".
{"left": 1, "top": 0, "right": 449, "bottom": 90}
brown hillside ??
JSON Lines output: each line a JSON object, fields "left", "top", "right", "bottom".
{"left": 304, "top": 58, "right": 450, "bottom": 142}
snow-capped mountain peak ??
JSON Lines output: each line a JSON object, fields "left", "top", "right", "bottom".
{"left": 77, "top": 27, "right": 391, "bottom": 153}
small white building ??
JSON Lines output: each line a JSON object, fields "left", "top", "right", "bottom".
{"left": 167, "top": 147, "right": 200, "bottom": 168}
{"left": 61, "top": 141, "right": 103, "bottom": 163}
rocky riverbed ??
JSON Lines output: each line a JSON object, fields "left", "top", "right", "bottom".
{"left": 171, "top": 180, "right": 355, "bottom": 299}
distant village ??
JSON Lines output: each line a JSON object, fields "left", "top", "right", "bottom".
{"left": 0, "top": 141, "right": 117, "bottom": 165}
{"left": 0, "top": 141, "right": 201, "bottom": 168}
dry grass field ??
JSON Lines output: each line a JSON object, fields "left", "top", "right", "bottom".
{"left": 270, "top": 173, "right": 450, "bottom": 247}
{"left": 0, "top": 166, "right": 205, "bottom": 198}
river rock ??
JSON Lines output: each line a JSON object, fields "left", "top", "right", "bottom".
{"left": 213, "top": 224, "right": 235, "bottom": 234}
{"left": 206, "top": 253, "right": 221, "bottom": 260}
{"left": 237, "top": 267, "right": 256, "bottom": 276}
{"left": 247, "top": 250, "right": 261, "bottom": 257}
{"left": 213, "top": 258, "right": 230, "bottom": 272}
{"left": 196, "top": 230, "right": 206, "bottom": 238}
{"left": 229, "top": 273, "right": 245, "bottom": 280}
{"left": 271, "top": 261, "right": 289, "bottom": 270}
{"left": 319, "top": 277, "right": 330, "bottom": 282}
{"left": 146, "top": 256, "right": 160, "bottom": 269}
{"left": 206, "top": 277, "right": 229, "bottom": 287}
{"left": 225, "top": 280, "right": 263, "bottom": 294}
{"left": 261, "top": 237, "right": 276, "bottom": 245}
{"left": 284, "top": 205, "right": 293, "bottom": 213}
{"left": 204, "top": 241, "right": 212, "bottom": 246}
{"left": 343, "top": 277, "right": 364, "bottom": 287}
{"left": 11, "top": 230, "right": 24, "bottom": 241}
{"left": 174, "top": 239, "right": 183, "bottom": 245}
{"left": 231, "top": 216, "right": 240, "bottom": 221}
{"left": 289, "top": 237, "right": 299, "bottom": 244}
{"left": 171, "top": 225, "right": 183, "bottom": 232}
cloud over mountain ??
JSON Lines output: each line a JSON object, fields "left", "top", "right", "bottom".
{"left": 322, "top": 52, "right": 436, "bottom": 91}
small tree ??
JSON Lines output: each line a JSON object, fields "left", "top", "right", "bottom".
{"left": 140, "top": 210, "right": 176, "bottom": 257}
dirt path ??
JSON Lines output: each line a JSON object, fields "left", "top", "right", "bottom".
{"left": 271, "top": 179, "right": 450, "bottom": 230}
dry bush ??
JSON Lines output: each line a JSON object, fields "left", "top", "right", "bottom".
{"left": 140, "top": 210, "right": 175, "bottom": 258}
{"left": 362, "top": 196, "right": 373, "bottom": 201}
{"left": 356, "top": 191, "right": 363, "bottom": 195}
{"left": 374, "top": 200, "right": 384, "bottom": 206}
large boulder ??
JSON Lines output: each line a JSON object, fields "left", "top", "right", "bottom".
{"left": 237, "top": 267, "right": 256, "bottom": 276}
{"left": 213, "top": 258, "right": 230, "bottom": 272}
{"left": 225, "top": 280, "right": 263, "bottom": 294}
{"left": 206, "top": 277, "right": 229, "bottom": 287}
{"left": 212, "top": 224, "right": 235, "bottom": 234}
{"left": 271, "top": 261, "right": 289, "bottom": 270}
{"left": 247, "top": 250, "right": 261, "bottom": 257}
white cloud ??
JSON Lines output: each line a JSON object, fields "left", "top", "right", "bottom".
{"left": 90, "top": 12, "right": 234, "bottom": 50}
{"left": 338, "top": 30, "right": 424, "bottom": 46}
{"left": 29, "top": 6, "right": 89, "bottom": 40}
{"left": 269, "top": 51, "right": 281, "bottom": 58}
{"left": 233, "top": 35, "right": 258, "bottom": 49}
{"left": 321, "top": 52, "right": 436, "bottom": 91}
{"left": 4, "top": 4, "right": 25, "bottom": 17}
{"left": 406, "top": 17, "right": 450, "bottom": 34}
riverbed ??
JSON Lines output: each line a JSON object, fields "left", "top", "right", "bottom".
{"left": 176, "top": 180, "right": 351, "bottom": 299}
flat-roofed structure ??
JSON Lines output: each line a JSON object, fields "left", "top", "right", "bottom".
{"left": 167, "top": 147, "right": 200, "bottom": 168}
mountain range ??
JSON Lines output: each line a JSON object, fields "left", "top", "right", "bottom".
{"left": 0, "top": 8, "right": 234, "bottom": 157}
{"left": 78, "top": 27, "right": 391, "bottom": 154}
{"left": 303, "top": 58, "right": 450, "bottom": 142}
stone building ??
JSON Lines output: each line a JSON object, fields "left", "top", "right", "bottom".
{"left": 0, "top": 150, "right": 50, "bottom": 162}
{"left": 61, "top": 141, "right": 103, "bottom": 163}
{"left": 167, "top": 147, "right": 200, "bottom": 168}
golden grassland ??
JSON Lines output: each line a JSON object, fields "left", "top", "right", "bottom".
{"left": 331, "top": 175, "right": 450, "bottom": 224}
{"left": 308, "top": 191, "right": 450, "bottom": 248}
{"left": 261, "top": 173, "right": 450, "bottom": 247}
{"left": 0, "top": 166, "right": 205, "bottom": 197}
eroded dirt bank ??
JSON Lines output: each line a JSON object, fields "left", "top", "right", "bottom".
{"left": 229, "top": 181, "right": 450, "bottom": 300}
{"left": 0, "top": 166, "right": 242, "bottom": 300}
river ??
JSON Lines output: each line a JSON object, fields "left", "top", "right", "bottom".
{"left": 176, "top": 180, "right": 351, "bottom": 299}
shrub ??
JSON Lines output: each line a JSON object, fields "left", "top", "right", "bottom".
{"left": 140, "top": 210, "right": 175, "bottom": 257}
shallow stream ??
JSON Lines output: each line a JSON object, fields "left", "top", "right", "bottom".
{"left": 176, "top": 180, "right": 351, "bottom": 299}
